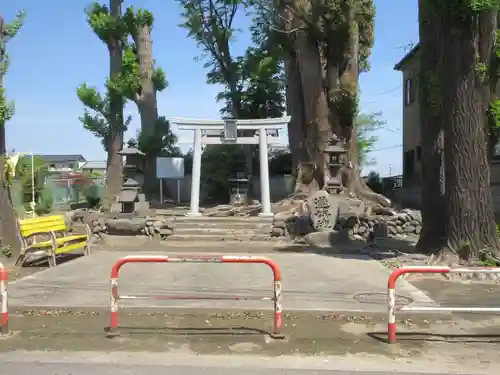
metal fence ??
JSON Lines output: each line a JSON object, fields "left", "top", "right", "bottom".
{"left": 44, "top": 176, "right": 106, "bottom": 211}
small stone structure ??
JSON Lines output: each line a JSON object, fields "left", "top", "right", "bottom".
{"left": 324, "top": 135, "right": 346, "bottom": 194}
{"left": 110, "top": 146, "right": 151, "bottom": 217}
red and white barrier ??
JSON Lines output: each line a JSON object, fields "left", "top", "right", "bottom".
{"left": 107, "top": 255, "right": 284, "bottom": 338}
{"left": 0, "top": 262, "right": 8, "bottom": 335}
{"left": 387, "top": 266, "right": 500, "bottom": 344}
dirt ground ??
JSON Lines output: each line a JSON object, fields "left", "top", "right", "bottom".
{"left": 2, "top": 307, "right": 500, "bottom": 370}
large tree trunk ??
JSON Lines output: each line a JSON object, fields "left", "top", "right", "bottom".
{"left": 0, "top": 16, "right": 22, "bottom": 257}
{"left": 133, "top": 24, "right": 159, "bottom": 196}
{"left": 440, "top": 9, "right": 500, "bottom": 259}
{"left": 415, "top": 0, "right": 446, "bottom": 253}
{"left": 102, "top": 0, "right": 125, "bottom": 211}
{"left": 293, "top": 27, "right": 331, "bottom": 193}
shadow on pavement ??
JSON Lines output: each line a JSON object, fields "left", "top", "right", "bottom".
{"left": 115, "top": 325, "right": 270, "bottom": 336}
{"left": 274, "top": 234, "right": 421, "bottom": 262}
{"left": 367, "top": 331, "right": 500, "bottom": 344}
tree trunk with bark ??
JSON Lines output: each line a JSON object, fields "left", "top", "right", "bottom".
{"left": 0, "top": 15, "right": 22, "bottom": 257}
{"left": 415, "top": 0, "right": 446, "bottom": 253}
{"left": 102, "top": 0, "right": 125, "bottom": 211}
{"left": 440, "top": 8, "right": 500, "bottom": 259}
{"left": 133, "top": 23, "right": 159, "bottom": 195}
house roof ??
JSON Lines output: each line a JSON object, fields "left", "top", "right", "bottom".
{"left": 394, "top": 43, "right": 420, "bottom": 71}
{"left": 82, "top": 161, "right": 107, "bottom": 169}
{"left": 37, "top": 154, "right": 86, "bottom": 163}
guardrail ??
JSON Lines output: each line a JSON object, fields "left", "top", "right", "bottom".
{"left": 0, "top": 262, "right": 7, "bottom": 335}
{"left": 106, "top": 255, "right": 284, "bottom": 338}
{"left": 387, "top": 266, "right": 500, "bottom": 344}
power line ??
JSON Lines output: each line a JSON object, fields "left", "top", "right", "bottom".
{"left": 369, "top": 144, "right": 402, "bottom": 152}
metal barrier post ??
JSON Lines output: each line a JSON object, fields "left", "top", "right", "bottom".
{"left": 106, "top": 255, "right": 284, "bottom": 339}
{"left": 387, "top": 266, "right": 500, "bottom": 344}
{"left": 0, "top": 262, "right": 8, "bottom": 335}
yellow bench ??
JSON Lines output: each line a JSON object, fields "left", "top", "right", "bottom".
{"left": 16, "top": 215, "right": 92, "bottom": 267}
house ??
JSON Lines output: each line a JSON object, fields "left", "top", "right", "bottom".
{"left": 394, "top": 44, "right": 500, "bottom": 188}
{"left": 37, "top": 154, "right": 87, "bottom": 172}
{"left": 81, "top": 160, "right": 107, "bottom": 175}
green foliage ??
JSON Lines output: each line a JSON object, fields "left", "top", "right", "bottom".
{"left": 365, "top": 171, "right": 383, "bottom": 194}
{"left": 269, "top": 149, "right": 292, "bottom": 176}
{"left": 200, "top": 144, "right": 247, "bottom": 202}
{"left": 136, "top": 117, "right": 181, "bottom": 157}
{"left": 0, "top": 10, "right": 26, "bottom": 124}
{"left": 356, "top": 112, "right": 385, "bottom": 165}
{"left": 116, "top": 6, "right": 167, "bottom": 100}
{"left": 15, "top": 155, "right": 47, "bottom": 206}
{"left": 86, "top": 3, "right": 126, "bottom": 45}
{"left": 2, "top": 9, "right": 26, "bottom": 39}
{"left": 76, "top": 83, "right": 131, "bottom": 150}
{"left": 35, "top": 186, "right": 53, "bottom": 216}
{"left": 123, "top": 6, "right": 154, "bottom": 33}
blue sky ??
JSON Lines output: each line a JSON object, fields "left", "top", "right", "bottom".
{"left": 2, "top": 0, "right": 418, "bottom": 177}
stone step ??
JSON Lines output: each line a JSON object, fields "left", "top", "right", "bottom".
{"left": 174, "top": 221, "right": 272, "bottom": 230}
{"left": 173, "top": 227, "right": 270, "bottom": 236}
{"left": 166, "top": 233, "right": 279, "bottom": 242}
{"left": 172, "top": 216, "right": 274, "bottom": 223}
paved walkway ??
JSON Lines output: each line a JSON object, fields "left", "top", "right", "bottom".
{"left": 8, "top": 250, "right": 434, "bottom": 312}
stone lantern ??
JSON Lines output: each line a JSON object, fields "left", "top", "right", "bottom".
{"left": 324, "top": 135, "right": 347, "bottom": 194}
{"left": 110, "top": 146, "right": 151, "bottom": 217}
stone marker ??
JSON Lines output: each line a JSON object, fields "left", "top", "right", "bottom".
{"left": 307, "top": 190, "right": 340, "bottom": 232}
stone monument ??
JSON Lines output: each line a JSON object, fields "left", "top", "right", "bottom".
{"left": 307, "top": 190, "right": 340, "bottom": 232}
{"left": 110, "top": 146, "right": 152, "bottom": 218}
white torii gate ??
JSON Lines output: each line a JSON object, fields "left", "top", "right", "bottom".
{"left": 171, "top": 117, "right": 291, "bottom": 217}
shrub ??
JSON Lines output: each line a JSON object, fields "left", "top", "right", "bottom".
{"left": 35, "top": 186, "right": 53, "bottom": 215}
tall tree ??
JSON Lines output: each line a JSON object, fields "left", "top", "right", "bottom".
{"left": 84, "top": 1, "right": 127, "bottom": 210}
{"left": 76, "top": 83, "right": 132, "bottom": 152}
{"left": 268, "top": 0, "right": 389, "bottom": 204}
{"left": 0, "top": 11, "right": 25, "bottom": 257}
{"left": 119, "top": 6, "right": 168, "bottom": 192}
{"left": 437, "top": 2, "right": 500, "bottom": 261}
{"left": 416, "top": 0, "right": 445, "bottom": 254}
{"left": 178, "top": 0, "right": 258, "bottom": 185}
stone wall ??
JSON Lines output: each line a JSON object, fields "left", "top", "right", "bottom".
{"left": 162, "top": 174, "right": 295, "bottom": 203}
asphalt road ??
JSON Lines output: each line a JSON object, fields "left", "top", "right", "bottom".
{"left": 0, "top": 363, "right": 475, "bottom": 375}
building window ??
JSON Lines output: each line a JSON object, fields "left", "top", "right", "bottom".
{"left": 416, "top": 145, "right": 422, "bottom": 161}
{"left": 404, "top": 77, "right": 416, "bottom": 106}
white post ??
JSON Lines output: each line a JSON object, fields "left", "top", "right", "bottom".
{"left": 159, "top": 179, "right": 163, "bottom": 203}
{"left": 31, "top": 153, "right": 36, "bottom": 217}
{"left": 258, "top": 129, "right": 273, "bottom": 217}
{"left": 177, "top": 179, "right": 181, "bottom": 204}
{"left": 187, "top": 128, "right": 202, "bottom": 216}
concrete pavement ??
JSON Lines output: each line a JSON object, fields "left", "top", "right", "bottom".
{"left": 0, "top": 351, "right": 494, "bottom": 375}
{"left": 8, "top": 250, "right": 435, "bottom": 312}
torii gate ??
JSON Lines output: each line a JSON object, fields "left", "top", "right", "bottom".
{"left": 171, "top": 117, "right": 291, "bottom": 217}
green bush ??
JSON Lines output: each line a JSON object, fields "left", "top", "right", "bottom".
{"left": 35, "top": 187, "right": 53, "bottom": 215}
{"left": 84, "top": 184, "right": 101, "bottom": 209}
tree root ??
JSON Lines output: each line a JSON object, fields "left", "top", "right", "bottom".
{"left": 343, "top": 166, "right": 391, "bottom": 208}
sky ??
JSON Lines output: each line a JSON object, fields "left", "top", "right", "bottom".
{"left": 2, "top": 0, "right": 418, "bottom": 177}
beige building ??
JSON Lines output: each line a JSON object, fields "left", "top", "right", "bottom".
{"left": 394, "top": 44, "right": 500, "bottom": 188}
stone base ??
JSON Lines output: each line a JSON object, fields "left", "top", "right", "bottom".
{"left": 258, "top": 212, "right": 275, "bottom": 218}
{"left": 186, "top": 212, "right": 203, "bottom": 217}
